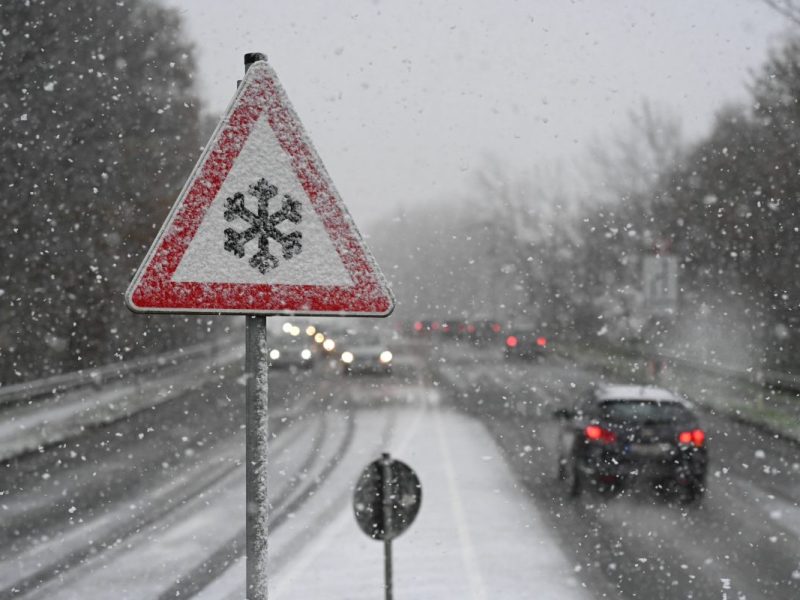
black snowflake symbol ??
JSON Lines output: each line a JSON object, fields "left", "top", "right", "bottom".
{"left": 223, "top": 178, "right": 303, "bottom": 274}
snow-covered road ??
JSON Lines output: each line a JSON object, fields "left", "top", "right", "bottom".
{"left": 2, "top": 337, "right": 800, "bottom": 599}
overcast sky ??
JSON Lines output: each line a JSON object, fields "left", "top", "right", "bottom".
{"left": 163, "top": 0, "right": 790, "bottom": 225}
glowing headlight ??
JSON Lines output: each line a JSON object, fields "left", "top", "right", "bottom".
{"left": 306, "top": 325, "right": 316, "bottom": 336}
{"left": 301, "top": 349, "right": 312, "bottom": 360}
{"left": 282, "top": 322, "right": 293, "bottom": 333}
{"left": 269, "top": 349, "right": 280, "bottom": 360}
{"left": 379, "top": 350, "right": 393, "bottom": 364}
{"left": 290, "top": 326, "right": 301, "bottom": 337}
{"left": 323, "top": 339, "right": 335, "bottom": 351}
{"left": 314, "top": 333, "right": 325, "bottom": 344}
{"left": 341, "top": 351, "right": 354, "bottom": 364}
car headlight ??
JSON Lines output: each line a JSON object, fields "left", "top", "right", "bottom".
{"left": 323, "top": 339, "right": 336, "bottom": 351}
{"left": 301, "top": 349, "right": 312, "bottom": 360}
{"left": 341, "top": 351, "right": 354, "bottom": 364}
{"left": 379, "top": 350, "right": 393, "bottom": 364}
{"left": 269, "top": 349, "right": 280, "bottom": 360}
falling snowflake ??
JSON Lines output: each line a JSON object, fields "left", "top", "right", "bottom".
{"left": 223, "top": 177, "right": 302, "bottom": 273}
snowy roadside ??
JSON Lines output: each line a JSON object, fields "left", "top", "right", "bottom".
{"left": 194, "top": 400, "right": 591, "bottom": 600}
{"left": 0, "top": 344, "right": 243, "bottom": 462}
{"left": 557, "top": 342, "right": 800, "bottom": 445}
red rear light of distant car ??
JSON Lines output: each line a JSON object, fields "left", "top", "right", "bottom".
{"left": 506, "top": 335, "right": 518, "bottom": 348}
{"left": 585, "top": 425, "right": 616, "bottom": 444}
{"left": 491, "top": 323, "right": 501, "bottom": 333}
{"left": 414, "top": 321, "right": 423, "bottom": 332}
{"left": 467, "top": 324, "right": 476, "bottom": 333}
{"left": 678, "top": 429, "right": 705, "bottom": 447}
{"left": 536, "top": 336, "right": 547, "bottom": 347}
{"left": 432, "top": 321, "right": 440, "bottom": 331}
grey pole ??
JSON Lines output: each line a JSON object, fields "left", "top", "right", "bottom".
{"left": 243, "top": 51, "right": 269, "bottom": 600}
{"left": 245, "top": 314, "right": 269, "bottom": 599}
{"left": 381, "top": 453, "right": 394, "bottom": 600}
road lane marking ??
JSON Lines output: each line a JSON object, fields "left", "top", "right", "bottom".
{"left": 434, "top": 408, "right": 489, "bottom": 600}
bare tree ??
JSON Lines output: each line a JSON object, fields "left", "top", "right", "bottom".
{"left": 762, "top": 0, "right": 800, "bottom": 26}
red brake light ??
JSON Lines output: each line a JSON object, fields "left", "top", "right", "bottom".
{"left": 584, "top": 425, "right": 616, "bottom": 443}
{"left": 692, "top": 429, "right": 705, "bottom": 447}
{"left": 491, "top": 323, "right": 501, "bottom": 333}
{"left": 414, "top": 321, "right": 423, "bottom": 332}
{"left": 506, "top": 335, "right": 518, "bottom": 348}
{"left": 432, "top": 321, "right": 440, "bottom": 331}
{"left": 678, "top": 429, "right": 705, "bottom": 447}
{"left": 467, "top": 324, "right": 476, "bottom": 333}
{"left": 536, "top": 336, "right": 547, "bottom": 347}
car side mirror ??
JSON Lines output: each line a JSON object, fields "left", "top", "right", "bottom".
{"left": 553, "top": 407, "right": 575, "bottom": 420}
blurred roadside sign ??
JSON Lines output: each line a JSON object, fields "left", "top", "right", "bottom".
{"left": 354, "top": 454, "right": 422, "bottom": 541}
{"left": 125, "top": 59, "right": 393, "bottom": 317}
{"left": 642, "top": 255, "right": 678, "bottom": 315}
{"left": 354, "top": 453, "right": 421, "bottom": 600}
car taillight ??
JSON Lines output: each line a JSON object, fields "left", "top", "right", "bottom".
{"left": 585, "top": 425, "right": 616, "bottom": 444}
{"left": 491, "top": 323, "right": 502, "bottom": 333}
{"left": 506, "top": 335, "right": 518, "bottom": 348}
{"left": 414, "top": 321, "right": 423, "bottom": 332}
{"left": 536, "top": 336, "right": 547, "bottom": 347}
{"left": 678, "top": 429, "right": 705, "bottom": 447}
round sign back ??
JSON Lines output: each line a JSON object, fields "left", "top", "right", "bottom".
{"left": 353, "top": 454, "right": 422, "bottom": 541}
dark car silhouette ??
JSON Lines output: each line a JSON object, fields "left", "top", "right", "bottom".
{"left": 555, "top": 384, "right": 707, "bottom": 503}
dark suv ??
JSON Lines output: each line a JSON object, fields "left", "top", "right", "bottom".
{"left": 555, "top": 384, "right": 707, "bottom": 502}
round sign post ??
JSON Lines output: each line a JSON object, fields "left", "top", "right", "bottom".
{"left": 353, "top": 453, "right": 422, "bottom": 600}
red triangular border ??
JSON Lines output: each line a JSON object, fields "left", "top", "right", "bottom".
{"left": 126, "top": 61, "right": 394, "bottom": 316}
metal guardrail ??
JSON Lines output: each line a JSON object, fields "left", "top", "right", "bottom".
{"left": 0, "top": 337, "right": 236, "bottom": 408}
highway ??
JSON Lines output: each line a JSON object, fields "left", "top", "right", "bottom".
{"left": 1, "top": 335, "right": 798, "bottom": 599}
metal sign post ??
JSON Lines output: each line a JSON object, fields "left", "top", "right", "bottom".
{"left": 245, "top": 315, "right": 269, "bottom": 600}
{"left": 241, "top": 54, "right": 269, "bottom": 600}
{"left": 381, "top": 453, "right": 394, "bottom": 600}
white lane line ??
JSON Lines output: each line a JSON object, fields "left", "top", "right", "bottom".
{"left": 434, "top": 408, "right": 489, "bottom": 600}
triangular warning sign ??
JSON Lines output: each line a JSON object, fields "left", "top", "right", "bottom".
{"left": 126, "top": 60, "right": 394, "bottom": 316}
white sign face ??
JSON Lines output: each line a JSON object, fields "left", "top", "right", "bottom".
{"left": 171, "top": 112, "right": 352, "bottom": 287}
{"left": 125, "top": 60, "right": 394, "bottom": 316}
{"left": 642, "top": 255, "right": 678, "bottom": 315}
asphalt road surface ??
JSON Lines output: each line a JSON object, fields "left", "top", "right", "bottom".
{"left": 1, "top": 337, "right": 798, "bottom": 599}
{"left": 438, "top": 340, "right": 800, "bottom": 600}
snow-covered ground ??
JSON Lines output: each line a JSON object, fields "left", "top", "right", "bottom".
{"left": 199, "top": 403, "right": 590, "bottom": 600}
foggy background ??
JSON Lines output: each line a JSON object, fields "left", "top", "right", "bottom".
{"left": 3, "top": 0, "right": 800, "bottom": 381}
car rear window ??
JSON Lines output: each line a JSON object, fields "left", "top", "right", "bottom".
{"left": 599, "top": 400, "right": 693, "bottom": 424}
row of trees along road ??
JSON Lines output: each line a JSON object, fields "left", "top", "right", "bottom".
{"left": 0, "top": 0, "right": 212, "bottom": 384}
{"left": 375, "top": 31, "right": 800, "bottom": 372}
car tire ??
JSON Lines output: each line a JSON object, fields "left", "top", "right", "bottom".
{"left": 678, "top": 481, "right": 705, "bottom": 505}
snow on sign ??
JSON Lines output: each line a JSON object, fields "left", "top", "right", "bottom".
{"left": 125, "top": 60, "right": 394, "bottom": 316}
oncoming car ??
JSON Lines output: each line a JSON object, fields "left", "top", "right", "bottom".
{"left": 340, "top": 332, "right": 393, "bottom": 375}
{"left": 555, "top": 384, "right": 708, "bottom": 503}
{"left": 268, "top": 335, "right": 314, "bottom": 370}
